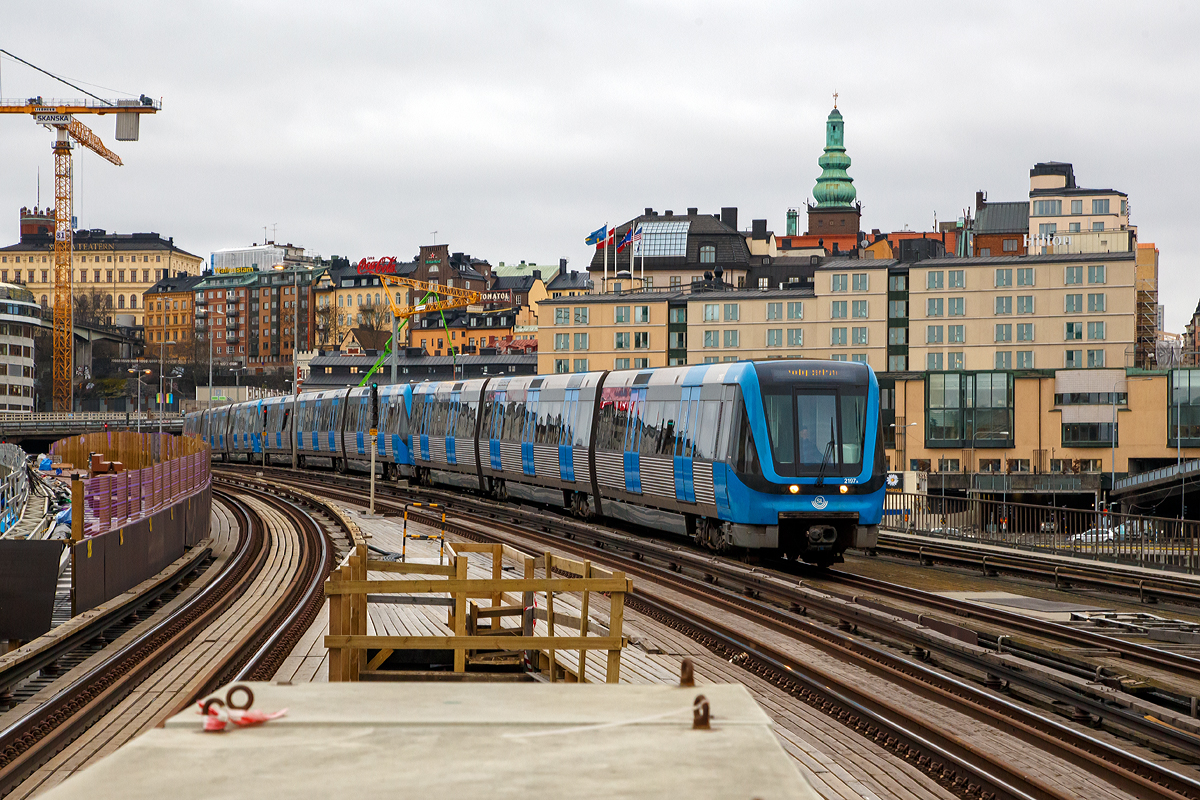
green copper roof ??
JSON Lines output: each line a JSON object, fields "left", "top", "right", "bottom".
{"left": 812, "top": 107, "right": 856, "bottom": 208}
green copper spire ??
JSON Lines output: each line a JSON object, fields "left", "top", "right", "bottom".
{"left": 812, "top": 104, "right": 856, "bottom": 208}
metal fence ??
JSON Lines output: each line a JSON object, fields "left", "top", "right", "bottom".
{"left": 882, "top": 491, "right": 1200, "bottom": 573}
{"left": 0, "top": 443, "right": 30, "bottom": 535}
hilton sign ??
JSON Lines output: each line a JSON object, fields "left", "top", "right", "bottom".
{"left": 1023, "top": 234, "right": 1072, "bottom": 249}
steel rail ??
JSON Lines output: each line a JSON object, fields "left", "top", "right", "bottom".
{"left": 0, "top": 493, "right": 258, "bottom": 796}
{"left": 229, "top": 466, "right": 1200, "bottom": 800}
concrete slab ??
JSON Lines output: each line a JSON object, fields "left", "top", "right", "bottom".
{"left": 939, "top": 591, "right": 1111, "bottom": 622}
{"left": 39, "top": 682, "right": 819, "bottom": 800}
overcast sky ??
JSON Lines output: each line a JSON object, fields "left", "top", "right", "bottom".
{"left": 2, "top": 2, "right": 1198, "bottom": 328}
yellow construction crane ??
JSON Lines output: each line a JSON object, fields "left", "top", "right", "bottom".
{"left": 0, "top": 49, "right": 160, "bottom": 410}
{"left": 355, "top": 274, "right": 482, "bottom": 386}
{"left": 378, "top": 275, "right": 482, "bottom": 320}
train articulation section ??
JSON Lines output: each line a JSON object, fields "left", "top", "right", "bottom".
{"left": 185, "top": 359, "right": 884, "bottom": 566}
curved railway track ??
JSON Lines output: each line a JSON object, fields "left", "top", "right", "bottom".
{"left": 0, "top": 485, "right": 336, "bottom": 798}
{"left": 220, "top": 464, "right": 1200, "bottom": 800}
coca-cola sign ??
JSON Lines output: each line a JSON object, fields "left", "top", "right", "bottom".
{"left": 356, "top": 256, "right": 398, "bottom": 275}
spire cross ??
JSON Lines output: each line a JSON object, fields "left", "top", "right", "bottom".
{"left": 832, "top": 91, "right": 838, "bottom": 109}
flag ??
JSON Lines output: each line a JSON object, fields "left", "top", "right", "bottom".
{"left": 631, "top": 225, "right": 643, "bottom": 254}
{"left": 584, "top": 225, "right": 608, "bottom": 246}
{"left": 616, "top": 228, "right": 633, "bottom": 252}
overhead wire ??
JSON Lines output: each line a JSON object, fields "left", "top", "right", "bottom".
{"left": 0, "top": 49, "right": 115, "bottom": 104}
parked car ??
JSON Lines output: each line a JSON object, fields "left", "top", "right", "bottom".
{"left": 1040, "top": 519, "right": 1058, "bottom": 533}
{"left": 928, "top": 526, "right": 963, "bottom": 538}
{"left": 1069, "top": 527, "right": 1117, "bottom": 544}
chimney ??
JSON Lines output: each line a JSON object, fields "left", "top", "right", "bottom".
{"left": 665, "top": 210, "right": 673, "bottom": 216}
{"left": 687, "top": 207, "right": 698, "bottom": 216}
{"left": 720, "top": 207, "right": 738, "bottom": 230}
{"left": 559, "top": 257, "right": 567, "bottom": 269}
{"left": 752, "top": 219, "right": 767, "bottom": 237}
{"left": 644, "top": 207, "right": 654, "bottom": 216}
{"left": 532, "top": 269, "right": 541, "bottom": 281}
{"left": 975, "top": 191, "right": 987, "bottom": 211}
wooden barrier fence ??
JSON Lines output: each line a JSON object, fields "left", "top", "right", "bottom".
{"left": 323, "top": 540, "right": 630, "bottom": 682}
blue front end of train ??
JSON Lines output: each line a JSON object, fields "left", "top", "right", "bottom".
{"left": 716, "top": 361, "right": 884, "bottom": 562}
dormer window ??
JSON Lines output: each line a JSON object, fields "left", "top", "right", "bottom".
{"left": 699, "top": 245, "right": 716, "bottom": 263}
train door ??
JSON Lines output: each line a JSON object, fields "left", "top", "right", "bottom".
{"left": 622, "top": 387, "right": 646, "bottom": 494}
{"left": 521, "top": 387, "right": 539, "bottom": 476}
{"left": 446, "top": 389, "right": 461, "bottom": 465}
{"left": 487, "top": 390, "right": 506, "bottom": 470}
{"left": 559, "top": 388, "right": 579, "bottom": 482}
{"left": 673, "top": 386, "right": 701, "bottom": 503}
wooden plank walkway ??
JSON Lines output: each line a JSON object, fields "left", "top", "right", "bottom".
{"left": 10, "top": 492, "right": 306, "bottom": 799}
{"left": 275, "top": 503, "right": 962, "bottom": 800}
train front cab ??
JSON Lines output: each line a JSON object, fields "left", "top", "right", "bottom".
{"left": 730, "top": 360, "right": 885, "bottom": 564}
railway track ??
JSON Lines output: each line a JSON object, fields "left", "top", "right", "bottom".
{"left": 875, "top": 533, "right": 1200, "bottom": 606}
{"left": 0, "top": 484, "right": 338, "bottom": 798}
{"left": 221, "top": 463, "right": 1200, "bottom": 800}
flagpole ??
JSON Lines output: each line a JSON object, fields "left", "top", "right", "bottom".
{"left": 639, "top": 224, "right": 645, "bottom": 289}
{"left": 603, "top": 221, "right": 608, "bottom": 294}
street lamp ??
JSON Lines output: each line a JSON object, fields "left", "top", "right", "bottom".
{"left": 128, "top": 368, "right": 152, "bottom": 436}
{"left": 969, "top": 428, "right": 1010, "bottom": 534}
{"left": 196, "top": 306, "right": 213, "bottom": 411}
{"left": 888, "top": 421, "right": 918, "bottom": 471}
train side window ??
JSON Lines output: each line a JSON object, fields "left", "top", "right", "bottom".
{"left": 714, "top": 386, "right": 738, "bottom": 463}
{"left": 639, "top": 400, "right": 662, "bottom": 456}
{"left": 693, "top": 400, "right": 720, "bottom": 460}
{"left": 731, "top": 401, "right": 760, "bottom": 475}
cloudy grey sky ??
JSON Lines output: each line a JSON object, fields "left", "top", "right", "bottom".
{"left": 2, "top": 1, "right": 1197, "bottom": 327}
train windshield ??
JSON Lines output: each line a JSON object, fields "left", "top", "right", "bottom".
{"left": 761, "top": 387, "right": 866, "bottom": 477}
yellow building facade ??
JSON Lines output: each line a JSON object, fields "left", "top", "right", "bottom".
{"left": 0, "top": 226, "right": 203, "bottom": 328}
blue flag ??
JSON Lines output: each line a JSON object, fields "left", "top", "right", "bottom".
{"left": 584, "top": 225, "right": 608, "bottom": 246}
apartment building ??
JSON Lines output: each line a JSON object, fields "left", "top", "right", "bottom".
{"left": 587, "top": 207, "right": 752, "bottom": 292}
{"left": 0, "top": 282, "right": 38, "bottom": 412}
{"left": 144, "top": 275, "right": 205, "bottom": 358}
{"left": 537, "top": 292, "right": 679, "bottom": 374}
{"left": 0, "top": 207, "right": 204, "bottom": 327}
{"left": 189, "top": 264, "right": 321, "bottom": 375}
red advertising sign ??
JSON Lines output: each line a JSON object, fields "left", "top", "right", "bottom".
{"left": 356, "top": 256, "right": 398, "bottom": 275}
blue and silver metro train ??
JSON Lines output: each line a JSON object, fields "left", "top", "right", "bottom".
{"left": 184, "top": 359, "right": 885, "bottom": 565}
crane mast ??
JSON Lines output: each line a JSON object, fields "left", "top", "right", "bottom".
{"left": 2, "top": 93, "right": 158, "bottom": 410}
{"left": 52, "top": 129, "right": 73, "bottom": 411}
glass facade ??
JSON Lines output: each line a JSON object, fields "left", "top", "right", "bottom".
{"left": 1170, "top": 370, "right": 1200, "bottom": 446}
{"left": 926, "top": 371, "right": 1014, "bottom": 448}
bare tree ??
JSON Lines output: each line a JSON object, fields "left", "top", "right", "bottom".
{"left": 315, "top": 303, "right": 344, "bottom": 348}
{"left": 359, "top": 300, "right": 388, "bottom": 333}
{"left": 72, "top": 286, "right": 109, "bottom": 328}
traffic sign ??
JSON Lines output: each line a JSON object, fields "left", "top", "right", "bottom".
{"left": 369, "top": 428, "right": 378, "bottom": 437}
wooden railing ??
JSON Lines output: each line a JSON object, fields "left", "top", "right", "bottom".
{"left": 323, "top": 541, "right": 630, "bottom": 682}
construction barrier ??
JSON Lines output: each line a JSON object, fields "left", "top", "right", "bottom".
{"left": 51, "top": 432, "right": 213, "bottom": 616}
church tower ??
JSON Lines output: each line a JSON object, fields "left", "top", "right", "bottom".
{"left": 806, "top": 97, "right": 862, "bottom": 239}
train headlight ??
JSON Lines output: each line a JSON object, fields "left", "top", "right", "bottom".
{"left": 789, "top": 484, "right": 799, "bottom": 494}
{"left": 839, "top": 485, "right": 849, "bottom": 494}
